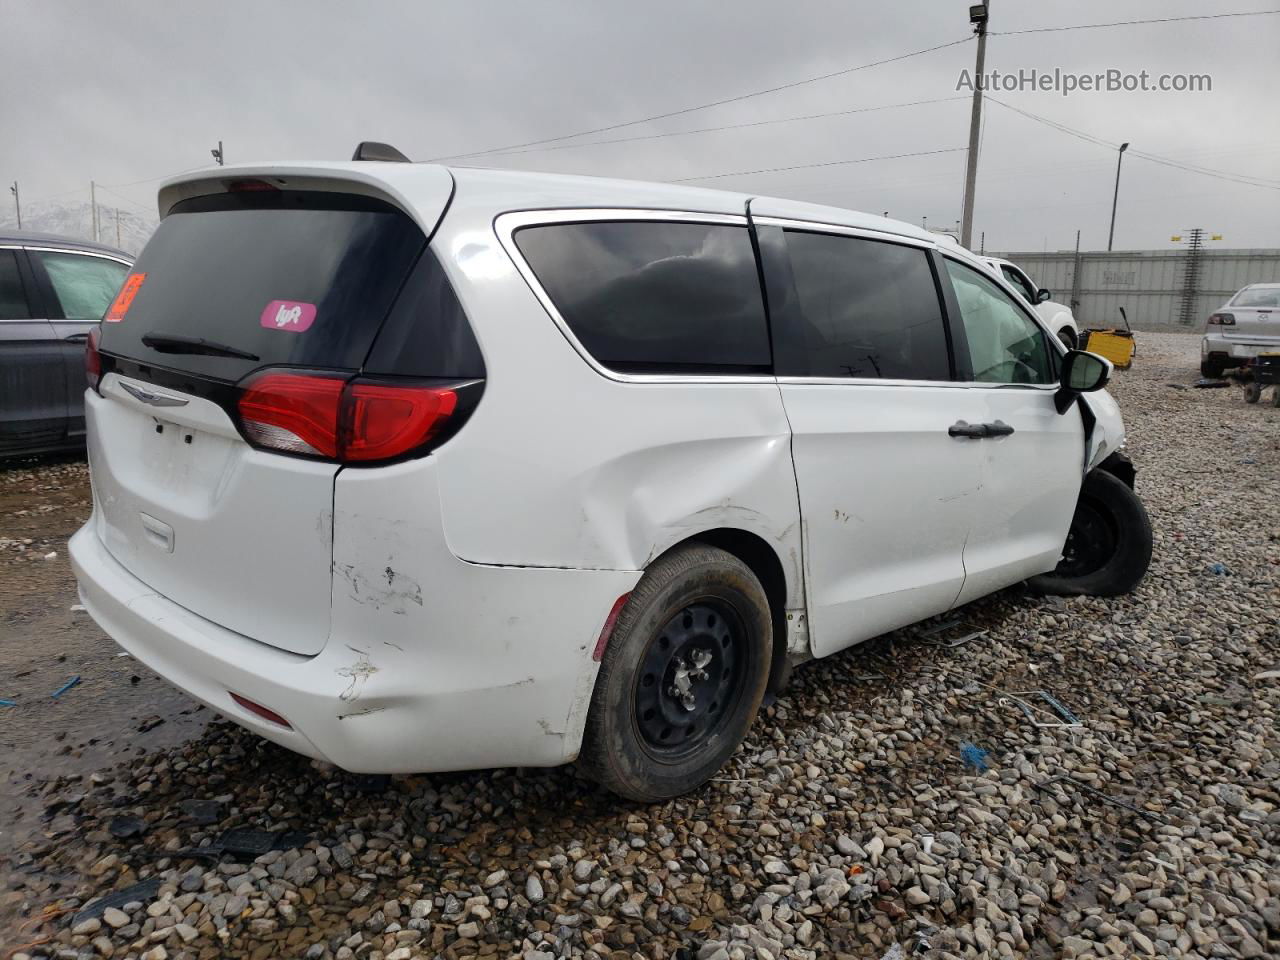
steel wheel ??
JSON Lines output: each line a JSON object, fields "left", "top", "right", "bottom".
{"left": 1057, "top": 497, "right": 1118, "bottom": 580}
{"left": 633, "top": 601, "right": 746, "bottom": 762}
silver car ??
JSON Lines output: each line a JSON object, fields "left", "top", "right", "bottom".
{"left": 0, "top": 231, "right": 132, "bottom": 457}
{"left": 1201, "top": 282, "right": 1280, "bottom": 378}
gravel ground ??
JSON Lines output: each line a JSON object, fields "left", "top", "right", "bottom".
{"left": 2, "top": 331, "right": 1277, "bottom": 960}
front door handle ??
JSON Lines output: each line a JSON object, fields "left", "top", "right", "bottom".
{"left": 949, "top": 420, "right": 988, "bottom": 439}
{"left": 948, "top": 420, "right": 1016, "bottom": 439}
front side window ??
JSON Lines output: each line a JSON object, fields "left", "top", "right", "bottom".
{"left": 946, "top": 259, "right": 1054, "bottom": 385}
{"left": 34, "top": 251, "right": 130, "bottom": 320}
{"left": 781, "top": 231, "right": 950, "bottom": 380}
{"left": 513, "top": 220, "right": 770, "bottom": 374}
{"left": 0, "top": 251, "right": 31, "bottom": 319}
{"left": 1000, "top": 264, "right": 1037, "bottom": 304}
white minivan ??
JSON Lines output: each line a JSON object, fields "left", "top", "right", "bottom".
{"left": 71, "top": 151, "right": 1152, "bottom": 800}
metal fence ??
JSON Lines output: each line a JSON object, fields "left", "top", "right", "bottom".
{"left": 988, "top": 248, "right": 1280, "bottom": 330}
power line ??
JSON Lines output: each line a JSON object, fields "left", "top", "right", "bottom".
{"left": 466, "top": 96, "right": 969, "bottom": 162}
{"left": 431, "top": 36, "right": 974, "bottom": 162}
{"left": 986, "top": 97, "right": 1280, "bottom": 191}
{"left": 674, "top": 147, "right": 967, "bottom": 183}
{"left": 991, "top": 9, "right": 1280, "bottom": 35}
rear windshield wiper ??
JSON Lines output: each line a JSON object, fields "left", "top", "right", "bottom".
{"left": 141, "top": 333, "right": 260, "bottom": 361}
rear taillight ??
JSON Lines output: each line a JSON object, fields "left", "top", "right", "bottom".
{"left": 85, "top": 328, "right": 102, "bottom": 392}
{"left": 1208, "top": 312, "right": 1236, "bottom": 326}
{"left": 236, "top": 371, "right": 463, "bottom": 464}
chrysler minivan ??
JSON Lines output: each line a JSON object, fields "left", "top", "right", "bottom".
{"left": 71, "top": 151, "right": 1152, "bottom": 800}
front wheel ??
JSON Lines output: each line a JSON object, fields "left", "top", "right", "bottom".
{"left": 1244, "top": 381, "right": 1262, "bottom": 404}
{"left": 1057, "top": 328, "right": 1078, "bottom": 350}
{"left": 579, "top": 544, "right": 771, "bottom": 801}
{"left": 1028, "top": 469, "right": 1152, "bottom": 597}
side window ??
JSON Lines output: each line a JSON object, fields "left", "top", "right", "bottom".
{"left": 1000, "top": 265, "right": 1037, "bottom": 303}
{"left": 780, "top": 230, "right": 950, "bottom": 380}
{"left": 0, "top": 251, "right": 32, "bottom": 319}
{"left": 513, "top": 221, "right": 770, "bottom": 374}
{"left": 32, "top": 251, "right": 130, "bottom": 320}
{"left": 945, "top": 259, "right": 1054, "bottom": 385}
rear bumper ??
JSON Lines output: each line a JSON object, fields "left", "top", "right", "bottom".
{"left": 1202, "top": 334, "right": 1280, "bottom": 361}
{"left": 70, "top": 522, "right": 640, "bottom": 773}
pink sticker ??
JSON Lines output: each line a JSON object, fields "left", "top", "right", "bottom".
{"left": 260, "top": 300, "right": 316, "bottom": 333}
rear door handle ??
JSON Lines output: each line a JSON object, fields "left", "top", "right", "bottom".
{"left": 63, "top": 332, "right": 89, "bottom": 343}
{"left": 948, "top": 420, "right": 1015, "bottom": 439}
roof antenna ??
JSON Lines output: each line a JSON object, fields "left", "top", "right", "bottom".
{"left": 351, "top": 141, "right": 411, "bottom": 162}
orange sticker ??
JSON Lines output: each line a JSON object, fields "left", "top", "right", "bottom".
{"left": 105, "top": 272, "right": 146, "bottom": 322}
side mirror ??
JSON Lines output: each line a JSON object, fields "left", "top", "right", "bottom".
{"left": 1036, "top": 288, "right": 1053, "bottom": 303}
{"left": 1055, "top": 350, "right": 1111, "bottom": 414}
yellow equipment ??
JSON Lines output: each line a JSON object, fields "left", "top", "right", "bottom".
{"left": 1080, "top": 307, "right": 1136, "bottom": 370}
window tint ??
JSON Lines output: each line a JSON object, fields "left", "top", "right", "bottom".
{"left": 99, "top": 191, "right": 425, "bottom": 381}
{"left": 0, "top": 251, "right": 31, "bottom": 319}
{"left": 1000, "top": 265, "right": 1037, "bottom": 303}
{"left": 1232, "top": 286, "right": 1280, "bottom": 307}
{"left": 35, "top": 251, "right": 129, "bottom": 320}
{"left": 945, "top": 259, "right": 1054, "bottom": 385}
{"left": 780, "top": 231, "right": 950, "bottom": 380}
{"left": 514, "top": 221, "right": 770, "bottom": 374}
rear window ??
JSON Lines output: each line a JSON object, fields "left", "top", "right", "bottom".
{"left": 99, "top": 191, "right": 426, "bottom": 381}
{"left": 514, "top": 220, "right": 771, "bottom": 374}
{"left": 0, "top": 251, "right": 30, "bottom": 319}
{"left": 1231, "top": 287, "right": 1280, "bottom": 308}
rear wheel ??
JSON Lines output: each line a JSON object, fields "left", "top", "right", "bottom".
{"left": 1244, "top": 381, "right": 1262, "bottom": 404}
{"left": 579, "top": 544, "right": 771, "bottom": 801}
{"left": 1029, "top": 469, "right": 1152, "bottom": 597}
{"left": 1201, "top": 359, "right": 1226, "bottom": 379}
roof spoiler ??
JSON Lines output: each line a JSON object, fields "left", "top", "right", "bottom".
{"left": 351, "top": 141, "right": 411, "bottom": 163}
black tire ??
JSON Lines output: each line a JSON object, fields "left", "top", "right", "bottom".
{"left": 579, "top": 544, "right": 771, "bottom": 801}
{"left": 1057, "top": 328, "right": 1078, "bottom": 350}
{"left": 1028, "top": 469, "right": 1153, "bottom": 597}
{"left": 1271, "top": 387, "right": 1280, "bottom": 408}
{"left": 1244, "top": 381, "right": 1262, "bottom": 404}
{"left": 1201, "top": 359, "right": 1226, "bottom": 379}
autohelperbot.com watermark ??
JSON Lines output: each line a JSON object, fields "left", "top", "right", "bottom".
{"left": 957, "top": 67, "right": 1212, "bottom": 96}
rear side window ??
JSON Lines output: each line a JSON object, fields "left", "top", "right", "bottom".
{"left": 0, "top": 251, "right": 31, "bottom": 319}
{"left": 514, "top": 221, "right": 771, "bottom": 374}
{"left": 99, "top": 191, "right": 426, "bottom": 381}
{"left": 34, "top": 251, "right": 130, "bottom": 320}
{"left": 781, "top": 231, "right": 951, "bottom": 380}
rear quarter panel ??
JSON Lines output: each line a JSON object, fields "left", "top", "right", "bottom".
{"left": 425, "top": 190, "right": 805, "bottom": 612}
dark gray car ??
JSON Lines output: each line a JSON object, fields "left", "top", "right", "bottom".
{"left": 1, "top": 231, "right": 132, "bottom": 457}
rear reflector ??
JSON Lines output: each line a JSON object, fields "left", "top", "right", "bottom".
{"left": 85, "top": 328, "right": 102, "bottom": 392}
{"left": 592, "top": 593, "right": 632, "bottom": 662}
{"left": 236, "top": 370, "right": 461, "bottom": 464}
{"left": 105, "top": 272, "right": 146, "bottom": 322}
{"left": 229, "top": 692, "right": 292, "bottom": 728}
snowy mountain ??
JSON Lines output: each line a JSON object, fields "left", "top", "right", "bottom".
{"left": 0, "top": 199, "right": 157, "bottom": 255}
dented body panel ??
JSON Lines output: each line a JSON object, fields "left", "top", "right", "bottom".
{"left": 72, "top": 455, "right": 638, "bottom": 771}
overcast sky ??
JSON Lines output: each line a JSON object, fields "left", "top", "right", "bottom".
{"left": 3, "top": 0, "right": 1278, "bottom": 251}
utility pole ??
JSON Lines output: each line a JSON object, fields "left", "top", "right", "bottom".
{"left": 115, "top": 208, "right": 121, "bottom": 247}
{"left": 8, "top": 182, "right": 19, "bottom": 228}
{"left": 211, "top": 140, "right": 224, "bottom": 166}
{"left": 90, "top": 180, "right": 99, "bottom": 242}
{"left": 1107, "top": 142, "right": 1130, "bottom": 252}
{"left": 960, "top": 2, "right": 990, "bottom": 249}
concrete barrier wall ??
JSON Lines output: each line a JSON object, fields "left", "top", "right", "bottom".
{"left": 988, "top": 249, "right": 1280, "bottom": 330}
